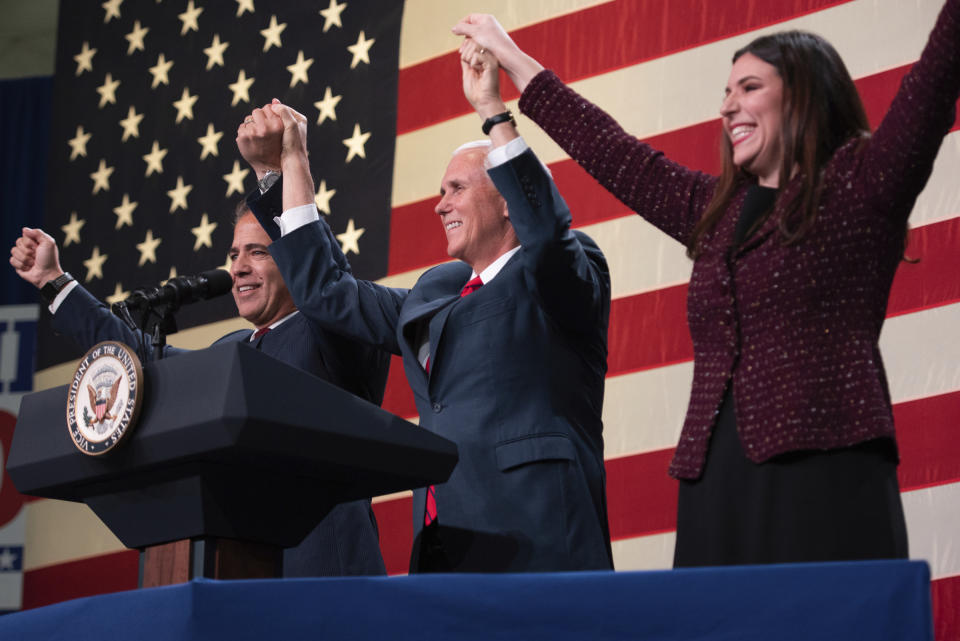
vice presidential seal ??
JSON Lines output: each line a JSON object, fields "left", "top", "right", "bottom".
{"left": 66, "top": 341, "right": 144, "bottom": 456}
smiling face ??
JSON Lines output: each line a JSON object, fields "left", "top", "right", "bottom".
{"left": 228, "top": 212, "right": 296, "bottom": 329}
{"left": 721, "top": 52, "right": 785, "bottom": 187}
{"left": 435, "top": 148, "right": 517, "bottom": 274}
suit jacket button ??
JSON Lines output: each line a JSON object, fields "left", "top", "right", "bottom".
{"left": 432, "top": 402, "right": 442, "bottom": 413}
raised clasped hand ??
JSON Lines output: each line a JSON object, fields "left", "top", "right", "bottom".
{"left": 267, "top": 100, "right": 309, "bottom": 163}
{"left": 459, "top": 37, "right": 505, "bottom": 118}
{"left": 236, "top": 101, "right": 285, "bottom": 178}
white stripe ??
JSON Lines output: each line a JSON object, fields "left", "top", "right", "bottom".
{"left": 373, "top": 490, "right": 412, "bottom": 503}
{"left": 603, "top": 362, "right": 692, "bottom": 458}
{"left": 391, "top": 0, "right": 945, "bottom": 207}
{"left": 611, "top": 531, "right": 675, "bottom": 571}
{"left": 903, "top": 481, "right": 960, "bottom": 581}
{"left": 399, "top": 0, "right": 610, "bottom": 68}
{"left": 880, "top": 302, "right": 960, "bottom": 404}
{"left": 585, "top": 216, "right": 692, "bottom": 299}
{"left": 376, "top": 212, "right": 696, "bottom": 300}
{"left": 911, "top": 134, "right": 960, "bottom": 228}
{"left": 23, "top": 499, "right": 124, "bottom": 571}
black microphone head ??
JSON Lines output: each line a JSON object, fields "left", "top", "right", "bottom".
{"left": 122, "top": 286, "right": 159, "bottom": 311}
{"left": 197, "top": 269, "right": 233, "bottom": 299}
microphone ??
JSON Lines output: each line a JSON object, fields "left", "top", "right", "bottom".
{"left": 113, "top": 269, "right": 233, "bottom": 313}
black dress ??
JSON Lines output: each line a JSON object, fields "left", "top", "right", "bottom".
{"left": 673, "top": 185, "right": 908, "bottom": 567}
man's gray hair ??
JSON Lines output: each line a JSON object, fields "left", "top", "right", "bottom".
{"left": 452, "top": 140, "right": 492, "bottom": 156}
{"left": 451, "top": 139, "right": 552, "bottom": 177}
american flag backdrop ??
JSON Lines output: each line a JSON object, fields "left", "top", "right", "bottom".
{"left": 34, "top": 0, "right": 401, "bottom": 369}
{"left": 19, "top": 1, "right": 960, "bottom": 639}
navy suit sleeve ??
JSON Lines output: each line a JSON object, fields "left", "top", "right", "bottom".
{"left": 246, "top": 179, "right": 352, "bottom": 273}
{"left": 245, "top": 183, "right": 283, "bottom": 242}
{"left": 247, "top": 183, "right": 409, "bottom": 356}
{"left": 51, "top": 284, "right": 188, "bottom": 360}
{"left": 487, "top": 148, "right": 611, "bottom": 334}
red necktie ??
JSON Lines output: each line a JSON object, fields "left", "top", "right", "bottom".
{"left": 252, "top": 327, "right": 270, "bottom": 350}
{"left": 459, "top": 275, "right": 483, "bottom": 298}
{"left": 424, "top": 275, "right": 484, "bottom": 527}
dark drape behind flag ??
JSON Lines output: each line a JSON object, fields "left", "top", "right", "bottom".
{"left": 0, "top": 76, "right": 52, "bottom": 307}
{"left": 38, "top": 0, "right": 402, "bottom": 370}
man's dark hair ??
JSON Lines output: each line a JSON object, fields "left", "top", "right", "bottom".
{"left": 233, "top": 199, "right": 252, "bottom": 225}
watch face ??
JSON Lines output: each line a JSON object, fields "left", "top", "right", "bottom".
{"left": 259, "top": 171, "right": 280, "bottom": 191}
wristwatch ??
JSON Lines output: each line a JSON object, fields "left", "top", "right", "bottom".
{"left": 40, "top": 272, "right": 75, "bottom": 305}
{"left": 481, "top": 110, "right": 515, "bottom": 135}
{"left": 257, "top": 170, "right": 281, "bottom": 194}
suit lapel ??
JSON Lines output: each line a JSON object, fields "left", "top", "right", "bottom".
{"left": 398, "top": 264, "right": 471, "bottom": 386}
{"left": 426, "top": 298, "right": 458, "bottom": 379}
{"left": 426, "top": 253, "right": 521, "bottom": 381}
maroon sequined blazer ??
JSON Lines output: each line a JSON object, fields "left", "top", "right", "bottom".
{"left": 519, "top": 1, "right": 960, "bottom": 479}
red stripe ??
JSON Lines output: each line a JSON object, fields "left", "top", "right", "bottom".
{"left": 607, "top": 284, "right": 693, "bottom": 377}
{"left": 371, "top": 495, "right": 413, "bottom": 576}
{"left": 381, "top": 354, "right": 417, "bottom": 419}
{"left": 858, "top": 64, "right": 960, "bottom": 131}
{"left": 387, "top": 199, "right": 445, "bottom": 276}
{"left": 21, "top": 549, "right": 138, "bottom": 610}
{"left": 605, "top": 449, "right": 679, "bottom": 540}
{"left": 388, "top": 63, "right": 960, "bottom": 277}
{"left": 894, "top": 390, "right": 960, "bottom": 491}
{"left": 933, "top": 574, "right": 960, "bottom": 641}
{"left": 889, "top": 216, "right": 960, "bottom": 317}
{"left": 397, "top": 0, "right": 851, "bottom": 135}
{"left": 383, "top": 216, "right": 960, "bottom": 418}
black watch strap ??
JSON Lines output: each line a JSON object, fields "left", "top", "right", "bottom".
{"left": 40, "top": 272, "right": 75, "bottom": 305}
{"left": 481, "top": 110, "right": 515, "bottom": 135}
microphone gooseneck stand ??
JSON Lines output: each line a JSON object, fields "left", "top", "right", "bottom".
{"left": 113, "top": 298, "right": 179, "bottom": 362}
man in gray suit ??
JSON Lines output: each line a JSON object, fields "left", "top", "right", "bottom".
{"left": 236, "top": 46, "right": 613, "bottom": 572}
{"left": 9, "top": 205, "right": 390, "bottom": 577}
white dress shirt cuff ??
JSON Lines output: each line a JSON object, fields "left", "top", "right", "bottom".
{"left": 276, "top": 204, "right": 319, "bottom": 236}
{"left": 485, "top": 136, "right": 529, "bottom": 169}
{"left": 49, "top": 279, "right": 80, "bottom": 314}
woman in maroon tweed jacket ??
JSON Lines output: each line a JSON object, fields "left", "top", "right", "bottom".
{"left": 454, "top": 1, "right": 960, "bottom": 566}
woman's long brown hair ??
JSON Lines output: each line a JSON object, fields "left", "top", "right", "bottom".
{"left": 687, "top": 31, "right": 870, "bottom": 258}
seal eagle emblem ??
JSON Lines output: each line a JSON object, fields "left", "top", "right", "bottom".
{"left": 66, "top": 341, "right": 144, "bottom": 455}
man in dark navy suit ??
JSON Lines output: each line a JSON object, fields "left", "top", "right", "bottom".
{"left": 236, "top": 45, "right": 613, "bottom": 573}
{"left": 9, "top": 206, "right": 390, "bottom": 577}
